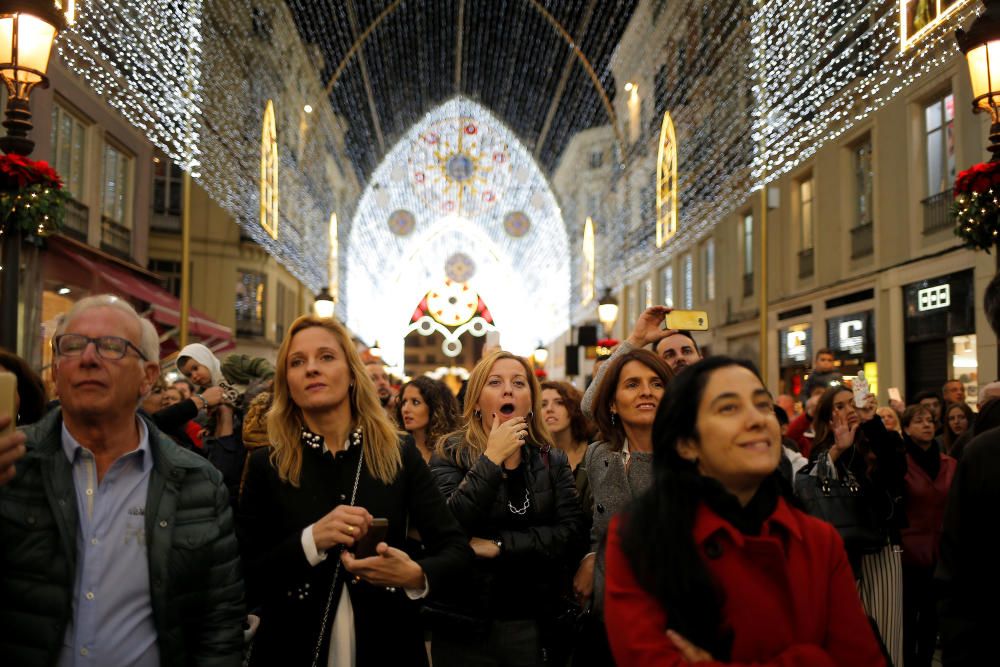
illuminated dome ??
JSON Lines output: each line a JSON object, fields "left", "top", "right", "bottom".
{"left": 346, "top": 97, "right": 570, "bottom": 365}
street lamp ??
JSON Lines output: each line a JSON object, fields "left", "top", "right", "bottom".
{"left": 0, "top": 1, "right": 65, "bottom": 354}
{"left": 597, "top": 287, "right": 619, "bottom": 335}
{"left": 957, "top": 0, "right": 1000, "bottom": 161}
{"left": 369, "top": 340, "right": 382, "bottom": 358}
{"left": 0, "top": 1, "right": 66, "bottom": 155}
{"left": 313, "top": 287, "right": 335, "bottom": 319}
{"left": 533, "top": 342, "right": 548, "bottom": 367}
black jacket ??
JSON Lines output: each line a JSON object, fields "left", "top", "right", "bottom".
{"left": 428, "top": 440, "right": 587, "bottom": 629}
{"left": 0, "top": 409, "right": 245, "bottom": 667}
{"left": 936, "top": 426, "right": 1000, "bottom": 667}
{"left": 238, "top": 437, "right": 472, "bottom": 666}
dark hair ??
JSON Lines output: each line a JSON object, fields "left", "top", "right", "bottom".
{"left": 912, "top": 390, "right": 943, "bottom": 405}
{"left": 0, "top": 349, "right": 47, "bottom": 426}
{"left": 811, "top": 385, "right": 855, "bottom": 454}
{"left": 901, "top": 404, "right": 934, "bottom": 431}
{"left": 815, "top": 347, "right": 834, "bottom": 359}
{"left": 619, "top": 356, "right": 787, "bottom": 660}
{"left": 941, "top": 379, "right": 963, "bottom": 394}
{"left": 774, "top": 404, "right": 789, "bottom": 426}
{"left": 985, "top": 272, "right": 1000, "bottom": 337}
{"left": 942, "top": 402, "right": 975, "bottom": 453}
{"left": 974, "top": 397, "right": 1000, "bottom": 435}
{"left": 173, "top": 378, "right": 195, "bottom": 392}
{"left": 540, "top": 380, "right": 595, "bottom": 443}
{"left": 653, "top": 329, "right": 701, "bottom": 356}
{"left": 591, "top": 348, "right": 674, "bottom": 451}
{"left": 395, "top": 376, "right": 460, "bottom": 449}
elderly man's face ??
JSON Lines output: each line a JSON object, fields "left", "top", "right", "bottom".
{"left": 53, "top": 306, "right": 158, "bottom": 423}
{"left": 366, "top": 363, "right": 393, "bottom": 406}
{"left": 942, "top": 381, "right": 965, "bottom": 406}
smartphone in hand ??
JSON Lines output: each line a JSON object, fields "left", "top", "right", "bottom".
{"left": 353, "top": 518, "right": 389, "bottom": 559}
{"left": 853, "top": 371, "right": 869, "bottom": 408}
{"left": 660, "top": 310, "right": 709, "bottom": 331}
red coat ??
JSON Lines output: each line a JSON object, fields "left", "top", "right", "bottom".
{"left": 786, "top": 413, "right": 814, "bottom": 459}
{"left": 604, "top": 498, "right": 886, "bottom": 667}
{"left": 901, "top": 452, "right": 956, "bottom": 568}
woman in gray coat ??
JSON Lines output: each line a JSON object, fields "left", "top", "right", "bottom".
{"left": 573, "top": 347, "right": 673, "bottom": 665}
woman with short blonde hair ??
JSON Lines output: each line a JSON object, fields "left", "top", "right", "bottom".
{"left": 428, "top": 349, "right": 587, "bottom": 667}
{"left": 238, "top": 315, "right": 471, "bottom": 666}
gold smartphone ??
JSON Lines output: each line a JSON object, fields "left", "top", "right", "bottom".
{"left": 661, "top": 310, "right": 709, "bottom": 331}
{"left": 0, "top": 371, "right": 15, "bottom": 435}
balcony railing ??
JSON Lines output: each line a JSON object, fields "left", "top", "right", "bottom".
{"left": 236, "top": 318, "right": 266, "bottom": 338}
{"left": 798, "top": 248, "right": 814, "bottom": 279}
{"left": 921, "top": 191, "right": 954, "bottom": 235}
{"left": 850, "top": 222, "right": 873, "bottom": 259}
{"left": 61, "top": 198, "right": 89, "bottom": 241}
{"left": 742, "top": 272, "right": 753, "bottom": 298}
{"left": 100, "top": 217, "right": 131, "bottom": 258}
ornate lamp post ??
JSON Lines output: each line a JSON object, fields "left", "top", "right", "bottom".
{"left": 956, "top": 0, "right": 1000, "bottom": 162}
{"left": 0, "top": 1, "right": 66, "bottom": 353}
{"left": 532, "top": 342, "right": 548, "bottom": 367}
{"left": 313, "top": 287, "right": 335, "bottom": 319}
{"left": 597, "top": 287, "right": 619, "bottom": 337}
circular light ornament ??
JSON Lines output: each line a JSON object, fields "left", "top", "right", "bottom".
{"left": 503, "top": 211, "right": 531, "bottom": 238}
{"left": 426, "top": 279, "right": 479, "bottom": 327}
{"left": 445, "top": 252, "right": 476, "bottom": 282}
{"left": 387, "top": 209, "right": 416, "bottom": 236}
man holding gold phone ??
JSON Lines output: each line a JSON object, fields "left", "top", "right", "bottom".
{"left": 581, "top": 306, "right": 705, "bottom": 420}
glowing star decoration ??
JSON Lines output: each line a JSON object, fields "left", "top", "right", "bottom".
{"left": 260, "top": 99, "right": 279, "bottom": 240}
{"left": 445, "top": 252, "right": 476, "bottom": 282}
{"left": 407, "top": 115, "right": 512, "bottom": 216}
{"left": 346, "top": 97, "right": 570, "bottom": 364}
{"left": 426, "top": 279, "right": 479, "bottom": 326}
{"left": 656, "top": 111, "right": 678, "bottom": 247}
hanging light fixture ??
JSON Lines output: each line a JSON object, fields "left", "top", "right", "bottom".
{"left": 313, "top": 287, "right": 335, "bottom": 318}
{"left": 957, "top": 0, "right": 1000, "bottom": 161}
{"left": 369, "top": 340, "right": 382, "bottom": 358}
{"left": 533, "top": 342, "right": 549, "bottom": 367}
{"left": 597, "top": 287, "right": 619, "bottom": 334}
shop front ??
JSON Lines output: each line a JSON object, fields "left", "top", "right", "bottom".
{"left": 903, "top": 269, "right": 977, "bottom": 406}
{"left": 825, "top": 310, "right": 878, "bottom": 394}
{"left": 778, "top": 323, "right": 812, "bottom": 400}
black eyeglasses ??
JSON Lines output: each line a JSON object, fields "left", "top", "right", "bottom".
{"left": 54, "top": 334, "right": 148, "bottom": 361}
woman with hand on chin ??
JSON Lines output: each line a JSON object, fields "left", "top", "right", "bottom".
{"left": 429, "top": 350, "right": 588, "bottom": 667}
{"left": 605, "top": 357, "right": 885, "bottom": 666}
{"left": 573, "top": 348, "right": 673, "bottom": 666}
{"left": 237, "top": 315, "right": 471, "bottom": 666}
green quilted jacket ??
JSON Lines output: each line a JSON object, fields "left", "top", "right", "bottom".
{"left": 0, "top": 409, "right": 246, "bottom": 667}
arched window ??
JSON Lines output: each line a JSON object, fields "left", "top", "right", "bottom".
{"left": 260, "top": 99, "right": 279, "bottom": 239}
{"left": 328, "top": 212, "right": 339, "bottom": 298}
{"left": 656, "top": 111, "right": 677, "bottom": 247}
{"left": 582, "top": 216, "right": 595, "bottom": 303}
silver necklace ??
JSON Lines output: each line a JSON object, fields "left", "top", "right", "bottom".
{"left": 507, "top": 488, "right": 531, "bottom": 515}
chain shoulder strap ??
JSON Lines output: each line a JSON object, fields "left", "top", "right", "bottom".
{"left": 309, "top": 445, "right": 365, "bottom": 667}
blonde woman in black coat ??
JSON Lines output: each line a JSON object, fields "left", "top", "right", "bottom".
{"left": 238, "top": 315, "right": 471, "bottom": 666}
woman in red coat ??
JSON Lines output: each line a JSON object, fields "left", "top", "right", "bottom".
{"left": 604, "top": 356, "right": 885, "bottom": 667}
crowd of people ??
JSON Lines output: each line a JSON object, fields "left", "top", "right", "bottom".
{"left": 0, "top": 281, "right": 997, "bottom": 667}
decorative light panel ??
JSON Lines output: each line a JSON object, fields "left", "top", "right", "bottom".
{"left": 582, "top": 216, "right": 595, "bottom": 304}
{"left": 260, "top": 99, "right": 279, "bottom": 240}
{"left": 346, "top": 97, "right": 570, "bottom": 364}
{"left": 656, "top": 111, "right": 678, "bottom": 247}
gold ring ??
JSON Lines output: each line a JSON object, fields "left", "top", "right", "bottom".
{"left": 347, "top": 525, "right": 355, "bottom": 535}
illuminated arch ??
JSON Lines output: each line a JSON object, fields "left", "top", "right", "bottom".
{"left": 656, "top": 111, "right": 678, "bottom": 247}
{"left": 582, "top": 216, "right": 595, "bottom": 304}
{"left": 345, "top": 97, "right": 570, "bottom": 366}
{"left": 260, "top": 99, "right": 279, "bottom": 240}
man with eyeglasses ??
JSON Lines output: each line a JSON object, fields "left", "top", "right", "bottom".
{"left": 0, "top": 294, "right": 245, "bottom": 667}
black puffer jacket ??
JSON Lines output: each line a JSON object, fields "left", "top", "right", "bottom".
{"left": 427, "top": 439, "right": 587, "bottom": 628}
{"left": 0, "top": 409, "right": 246, "bottom": 667}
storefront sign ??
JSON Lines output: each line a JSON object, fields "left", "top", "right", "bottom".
{"left": 838, "top": 319, "right": 864, "bottom": 355}
{"left": 779, "top": 324, "right": 812, "bottom": 366}
{"left": 917, "top": 284, "right": 950, "bottom": 312}
{"left": 826, "top": 311, "right": 874, "bottom": 360}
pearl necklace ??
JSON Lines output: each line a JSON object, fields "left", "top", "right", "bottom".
{"left": 301, "top": 427, "right": 363, "bottom": 451}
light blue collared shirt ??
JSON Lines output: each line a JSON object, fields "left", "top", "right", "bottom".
{"left": 58, "top": 419, "right": 160, "bottom": 667}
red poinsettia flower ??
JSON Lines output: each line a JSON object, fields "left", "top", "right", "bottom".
{"left": 0, "top": 154, "right": 65, "bottom": 189}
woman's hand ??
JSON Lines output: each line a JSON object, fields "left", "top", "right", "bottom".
{"left": 484, "top": 415, "right": 527, "bottom": 466}
{"left": 341, "top": 543, "right": 425, "bottom": 589}
{"left": 666, "top": 629, "right": 714, "bottom": 663}
{"left": 573, "top": 553, "right": 596, "bottom": 603}
{"left": 856, "top": 393, "right": 877, "bottom": 423}
{"left": 200, "top": 386, "right": 224, "bottom": 408}
{"left": 829, "top": 409, "right": 858, "bottom": 463}
{"left": 312, "top": 505, "right": 373, "bottom": 551}
{"left": 469, "top": 537, "right": 501, "bottom": 559}
{"left": 625, "top": 306, "right": 673, "bottom": 349}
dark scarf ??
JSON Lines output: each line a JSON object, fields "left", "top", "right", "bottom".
{"left": 906, "top": 437, "right": 941, "bottom": 480}
{"left": 701, "top": 474, "right": 780, "bottom": 536}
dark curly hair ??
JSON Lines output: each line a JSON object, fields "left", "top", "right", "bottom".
{"left": 395, "top": 376, "right": 460, "bottom": 450}
{"left": 540, "top": 380, "right": 595, "bottom": 443}
{"left": 0, "top": 348, "right": 47, "bottom": 426}
{"left": 591, "top": 348, "right": 674, "bottom": 451}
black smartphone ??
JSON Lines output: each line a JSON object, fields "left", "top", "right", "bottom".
{"left": 353, "top": 518, "right": 389, "bottom": 558}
